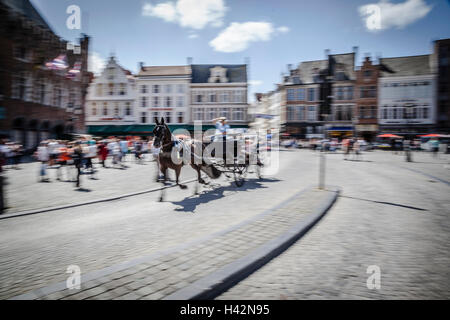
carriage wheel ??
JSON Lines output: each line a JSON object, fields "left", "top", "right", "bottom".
{"left": 233, "top": 163, "right": 247, "bottom": 187}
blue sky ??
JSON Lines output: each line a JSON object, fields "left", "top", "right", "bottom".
{"left": 30, "top": 0, "right": 450, "bottom": 101}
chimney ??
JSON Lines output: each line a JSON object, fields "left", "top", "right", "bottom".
{"left": 353, "top": 46, "right": 359, "bottom": 66}
{"left": 187, "top": 57, "right": 193, "bottom": 65}
{"left": 138, "top": 62, "right": 144, "bottom": 71}
{"left": 325, "top": 49, "right": 330, "bottom": 58}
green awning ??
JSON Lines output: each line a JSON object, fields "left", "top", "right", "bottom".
{"left": 87, "top": 124, "right": 249, "bottom": 136}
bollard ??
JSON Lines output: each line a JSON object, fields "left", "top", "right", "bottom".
{"left": 319, "top": 151, "right": 326, "bottom": 190}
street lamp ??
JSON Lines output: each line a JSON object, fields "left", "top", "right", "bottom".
{"left": 404, "top": 103, "right": 414, "bottom": 162}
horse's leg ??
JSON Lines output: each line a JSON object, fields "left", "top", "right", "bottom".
{"left": 175, "top": 166, "right": 187, "bottom": 189}
{"left": 159, "top": 166, "right": 167, "bottom": 202}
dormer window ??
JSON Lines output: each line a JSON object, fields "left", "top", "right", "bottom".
{"left": 208, "top": 66, "right": 228, "bottom": 83}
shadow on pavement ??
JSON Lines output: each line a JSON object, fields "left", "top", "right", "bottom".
{"left": 339, "top": 195, "right": 428, "bottom": 211}
{"left": 171, "top": 178, "right": 281, "bottom": 213}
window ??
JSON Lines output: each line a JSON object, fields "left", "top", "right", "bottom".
{"left": 382, "top": 108, "right": 387, "bottom": 120}
{"left": 177, "top": 84, "right": 184, "bottom": 93}
{"left": 308, "top": 106, "right": 316, "bottom": 121}
{"left": 152, "top": 85, "right": 159, "bottom": 94}
{"left": 287, "top": 106, "right": 295, "bottom": 120}
{"left": 92, "top": 103, "right": 97, "bottom": 116}
{"left": 209, "top": 93, "right": 216, "bottom": 103}
{"left": 423, "top": 107, "right": 429, "bottom": 119}
{"left": 297, "top": 106, "right": 305, "bottom": 120}
{"left": 194, "top": 108, "right": 204, "bottom": 121}
{"left": 363, "top": 70, "right": 372, "bottom": 78}
{"left": 165, "top": 84, "right": 172, "bottom": 93}
{"left": 141, "top": 96, "right": 147, "bottom": 108}
{"left": 120, "top": 83, "right": 126, "bottom": 95}
{"left": 114, "top": 103, "right": 120, "bottom": 117}
{"left": 108, "top": 83, "right": 114, "bottom": 96}
{"left": 207, "top": 108, "right": 217, "bottom": 121}
{"left": 222, "top": 91, "right": 230, "bottom": 103}
{"left": 392, "top": 108, "right": 397, "bottom": 119}
{"left": 165, "top": 97, "right": 171, "bottom": 108}
{"left": 141, "top": 85, "right": 147, "bottom": 94}
{"left": 196, "top": 94, "right": 203, "bottom": 103}
{"left": 360, "top": 86, "right": 376, "bottom": 98}
{"left": 233, "top": 108, "right": 244, "bottom": 121}
{"left": 336, "top": 87, "right": 344, "bottom": 100}
{"left": 296, "top": 88, "right": 305, "bottom": 101}
{"left": 220, "top": 108, "right": 230, "bottom": 119}
{"left": 176, "top": 96, "right": 184, "bottom": 108}
{"left": 125, "top": 102, "right": 132, "bottom": 116}
{"left": 141, "top": 112, "right": 147, "bottom": 124}
{"left": 153, "top": 96, "right": 159, "bottom": 107}
{"left": 177, "top": 112, "right": 184, "bottom": 123}
{"left": 152, "top": 112, "right": 159, "bottom": 121}
{"left": 287, "top": 89, "right": 295, "bottom": 101}
{"left": 307, "top": 88, "right": 315, "bottom": 101}
{"left": 103, "top": 103, "right": 108, "bottom": 116}
{"left": 165, "top": 112, "right": 171, "bottom": 123}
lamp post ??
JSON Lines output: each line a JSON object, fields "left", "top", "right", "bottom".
{"left": 404, "top": 104, "right": 414, "bottom": 162}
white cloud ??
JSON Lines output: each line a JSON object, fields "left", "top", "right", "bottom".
{"left": 88, "top": 52, "right": 106, "bottom": 75}
{"left": 142, "top": 2, "right": 177, "bottom": 22}
{"left": 188, "top": 33, "right": 199, "bottom": 39}
{"left": 276, "top": 26, "right": 290, "bottom": 33}
{"left": 142, "top": 0, "right": 227, "bottom": 30}
{"left": 249, "top": 80, "right": 263, "bottom": 86}
{"left": 359, "top": 0, "right": 432, "bottom": 31}
{"left": 210, "top": 22, "right": 287, "bottom": 53}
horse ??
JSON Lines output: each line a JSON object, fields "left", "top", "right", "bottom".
{"left": 152, "top": 117, "right": 221, "bottom": 201}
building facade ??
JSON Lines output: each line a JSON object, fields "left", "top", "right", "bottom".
{"left": 137, "top": 65, "right": 191, "bottom": 128}
{"left": 190, "top": 65, "right": 248, "bottom": 130}
{"left": 378, "top": 55, "right": 436, "bottom": 136}
{"left": 85, "top": 56, "right": 136, "bottom": 136}
{"left": 355, "top": 56, "right": 380, "bottom": 141}
{"left": 434, "top": 39, "right": 450, "bottom": 133}
{"left": 0, "top": 0, "right": 90, "bottom": 149}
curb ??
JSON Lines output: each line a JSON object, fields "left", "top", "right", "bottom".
{"left": 164, "top": 186, "right": 340, "bottom": 300}
{"left": 0, "top": 178, "right": 198, "bottom": 220}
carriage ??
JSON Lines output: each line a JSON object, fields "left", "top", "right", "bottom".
{"left": 203, "top": 131, "right": 265, "bottom": 187}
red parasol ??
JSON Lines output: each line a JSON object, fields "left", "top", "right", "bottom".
{"left": 377, "top": 134, "right": 403, "bottom": 138}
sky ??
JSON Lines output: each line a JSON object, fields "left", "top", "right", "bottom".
{"left": 30, "top": 0, "right": 450, "bottom": 101}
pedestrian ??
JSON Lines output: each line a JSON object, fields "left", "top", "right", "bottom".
{"left": 98, "top": 142, "right": 108, "bottom": 168}
{"left": 72, "top": 142, "right": 83, "bottom": 188}
{"left": 36, "top": 142, "right": 50, "bottom": 182}
{"left": 85, "top": 140, "right": 97, "bottom": 178}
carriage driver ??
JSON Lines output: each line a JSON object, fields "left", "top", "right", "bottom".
{"left": 213, "top": 117, "right": 230, "bottom": 141}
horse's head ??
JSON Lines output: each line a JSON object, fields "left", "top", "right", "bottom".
{"left": 152, "top": 117, "right": 170, "bottom": 148}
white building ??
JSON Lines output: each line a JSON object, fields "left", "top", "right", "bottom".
{"left": 378, "top": 55, "right": 436, "bottom": 135}
{"left": 85, "top": 56, "right": 137, "bottom": 135}
{"left": 136, "top": 65, "right": 191, "bottom": 125}
{"left": 190, "top": 65, "right": 248, "bottom": 128}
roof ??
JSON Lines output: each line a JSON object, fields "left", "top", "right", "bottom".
{"left": 191, "top": 64, "right": 247, "bottom": 83}
{"left": 138, "top": 66, "right": 191, "bottom": 77}
{"left": 379, "top": 55, "right": 431, "bottom": 77}
{"left": 294, "top": 53, "right": 355, "bottom": 84}
{"left": 1, "top": 0, "right": 53, "bottom": 31}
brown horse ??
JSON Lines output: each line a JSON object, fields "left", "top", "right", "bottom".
{"left": 152, "top": 117, "right": 221, "bottom": 201}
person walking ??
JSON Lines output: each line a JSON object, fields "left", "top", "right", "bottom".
{"left": 72, "top": 142, "right": 83, "bottom": 188}
{"left": 36, "top": 142, "right": 50, "bottom": 182}
{"left": 98, "top": 142, "right": 108, "bottom": 168}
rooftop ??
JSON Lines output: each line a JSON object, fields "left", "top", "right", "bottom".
{"left": 379, "top": 55, "right": 431, "bottom": 77}
{"left": 138, "top": 66, "right": 191, "bottom": 77}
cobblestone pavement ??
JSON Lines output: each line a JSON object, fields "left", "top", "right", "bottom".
{"left": 1, "top": 150, "right": 449, "bottom": 300}
{"left": 1, "top": 156, "right": 196, "bottom": 213}
{"left": 0, "top": 150, "right": 317, "bottom": 299}
{"left": 218, "top": 151, "right": 450, "bottom": 299}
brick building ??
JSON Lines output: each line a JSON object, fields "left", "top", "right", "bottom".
{"left": 0, "top": 0, "right": 90, "bottom": 150}
{"left": 355, "top": 56, "right": 380, "bottom": 141}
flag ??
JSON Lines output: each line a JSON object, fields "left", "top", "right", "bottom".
{"left": 66, "top": 61, "right": 82, "bottom": 79}
{"left": 45, "top": 55, "right": 68, "bottom": 70}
